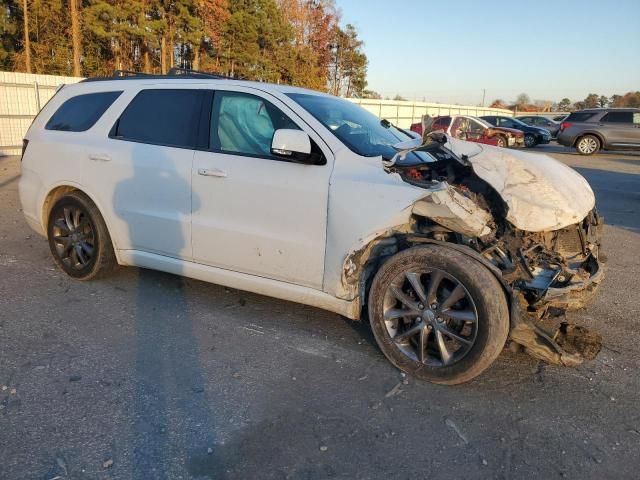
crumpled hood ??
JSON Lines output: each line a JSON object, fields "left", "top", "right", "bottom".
{"left": 446, "top": 137, "right": 595, "bottom": 232}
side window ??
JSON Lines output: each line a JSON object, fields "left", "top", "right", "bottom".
{"left": 211, "top": 91, "right": 299, "bottom": 157}
{"left": 634, "top": 113, "right": 640, "bottom": 125}
{"left": 112, "top": 89, "right": 207, "bottom": 149}
{"left": 601, "top": 112, "right": 633, "bottom": 124}
{"left": 46, "top": 91, "right": 122, "bottom": 132}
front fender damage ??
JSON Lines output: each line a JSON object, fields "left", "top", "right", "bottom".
{"left": 344, "top": 134, "right": 604, "bottom": 367}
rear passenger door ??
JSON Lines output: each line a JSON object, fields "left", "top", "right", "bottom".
{"left": 84, "top": 88, "right": 206, "bottom": 260}
{"left": 191, "top": 87, "right": 332, "bottom": 289}
{"left": 599, "top": 111, "right": 640, "bottom": 146}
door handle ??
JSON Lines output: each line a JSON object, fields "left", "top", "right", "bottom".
{"left": 89, "top": 153, "right": 111, "bottom": 162}
{"left": 198, "top": 168, "right": 227, "bottom": 178}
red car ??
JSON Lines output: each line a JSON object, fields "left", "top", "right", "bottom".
{"left": 410, "top": 115, "right": 525, "bottom": 148}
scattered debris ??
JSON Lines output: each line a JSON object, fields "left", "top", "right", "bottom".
{"left": 69, "top": 375, "right": 82, "bottom": 382}
{"left": 358, "top": 375, "right": 368, "bottom": 381}
{"left": 207, "top": 447, "right": 213, "bottom": 454}
{"left": 384, "top": 382, "right": 403, "bottom": 398}
{"left": 319, "top": 446, "right": 328, "bottom": 452}
{"left": 482, "top": 459, "right": 488, "bottom": 466}
{"left": 10, "top": 388, "right": 16, "bottom": 395}
{"left": 102, "top": 459, "right": 113, "bottom": 469}
{"left": 445, "top": 418, "right": 469, "bottom": 445}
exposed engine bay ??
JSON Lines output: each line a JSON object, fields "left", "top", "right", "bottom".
{"left": 382, "top": 133, "right": 605, "bottom": 366}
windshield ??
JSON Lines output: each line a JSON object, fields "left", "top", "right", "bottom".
{"left": 287, "top": 93, "right": 433, "bottom": 161}
{"left": 474, "top": 117, "right": 493, "bottom": 128}
{"left": 510, "top": 118, "right": 528, "bottom": 128}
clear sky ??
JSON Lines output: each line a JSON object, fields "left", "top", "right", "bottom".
{"left": 336, "top": 0, "right": 640, "bottom": 105}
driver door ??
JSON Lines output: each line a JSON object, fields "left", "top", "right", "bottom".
{"left": 191, "top": 88, "right": 333, "bottom": 289}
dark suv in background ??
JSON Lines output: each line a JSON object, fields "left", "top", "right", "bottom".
{"left": 557, "top": 108, "right": 640, "bottom": 155}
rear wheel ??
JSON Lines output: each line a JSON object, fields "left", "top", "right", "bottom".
{"left": 368, "top": 246, "right": 509, "bottom": 385}
{"left": 495, "top": 135, "right": 507, "bottom": 148}
{"left": 576, "top": 135, "right": 600, "bottom": 155}
{"left": 47, "top": 191, "right": 116, "bottom": 280}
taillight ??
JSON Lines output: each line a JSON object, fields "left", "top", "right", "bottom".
{"left": 560, "top": 122, "right": 572, "bottom": 132}
{"left": 21, "top": 139, "right": 29, "bottom": 160}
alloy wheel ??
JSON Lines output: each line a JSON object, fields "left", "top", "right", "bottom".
{"left": 51, "top": 206, "right": 96, "bottom": 270}
{"left": 578, "top": 137, "right": 598, "bottom": 154}
{"left": 382, "top": 268, "right": 478, "bottom": 367}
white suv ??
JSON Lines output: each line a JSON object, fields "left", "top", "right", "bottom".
{"left": 19, "top": 71, "right": 605, "bottom": 384}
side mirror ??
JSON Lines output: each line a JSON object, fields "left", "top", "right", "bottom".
{"left": 271, "top": 129, "right": 320, "bottom": 164}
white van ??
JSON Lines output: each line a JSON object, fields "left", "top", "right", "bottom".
{"left": 19, "top": 70, "right": 604, "bottom": 384}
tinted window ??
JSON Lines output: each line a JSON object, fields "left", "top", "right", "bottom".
{"left": 211, "top": 91, "right": 299, "bottom": 157}
{"left": 566, "top": 112, "right": 596, "bottom": 122}
{"left": 46, "top": 91, "right": 122, "bottom": 132}
{"left": 114, "top": 89, "right": 206, "bottom": 148}
{"left": 601, "top": 111, "right": 633, "bottom": 123}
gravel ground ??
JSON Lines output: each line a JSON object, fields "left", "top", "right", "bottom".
{"left": 0, "top": 146, "right": 639, "bottom": 480}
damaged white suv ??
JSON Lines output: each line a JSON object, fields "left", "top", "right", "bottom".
{"left": 19, "top": 72, "right": 604, "bottom": 384}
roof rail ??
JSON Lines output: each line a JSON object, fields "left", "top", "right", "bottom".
{"left": 80, "top": 68, "right": 235, "bottom": 83}
{"left": 167, "top": 67, "right": 233, "bottom": 79}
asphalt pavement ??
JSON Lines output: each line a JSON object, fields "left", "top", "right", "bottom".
{"left": 1, "top": 145, "right": 639, "bottom": 479}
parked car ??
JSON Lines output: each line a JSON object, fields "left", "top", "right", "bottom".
{"left": 19, "top": 70, "right": 604, "bottom": 384}
{"left": 515, "top": 115, "right": 561, "bottom": 138}
{"left": 410, "top": 115, "right": 525, "bottom": 148}
{"left": 481, "top": 115, "right": 552, "bottom": 147}
{"left": 557, "top": 108, "right": 640, "bottom": 155}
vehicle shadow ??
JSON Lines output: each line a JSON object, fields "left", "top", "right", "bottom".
{"left": 112, "top": 145, "right": 217, "bottom": 479}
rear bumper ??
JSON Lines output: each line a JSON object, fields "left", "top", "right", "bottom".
{"left": 556, "top": 132, "right": 576, "bottom": 147}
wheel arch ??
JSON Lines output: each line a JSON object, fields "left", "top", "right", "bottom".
{"left": 573, "top": 131, "right": 605, "bottom": 148}
{"left": 41, "top": 183, "right": 123, "bottom": 263}
{"left": 352, "top": 234, "right": 512, "bottom": 318}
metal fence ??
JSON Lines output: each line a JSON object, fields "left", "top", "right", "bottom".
{"left": 0, "top": 72, "right": 83, "bottom": 155}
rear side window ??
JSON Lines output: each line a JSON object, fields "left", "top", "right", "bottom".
{"left": 113, "top": 89, "right": 207, "bottom": 149}
{"left": 601, "top": 111, "right": 633, "bottom": 123}
{"left": 46, "top": 91, "right": 122, "bottom": 132}
{"left": 566, "top": 112, "right": 596, "bottom": 122}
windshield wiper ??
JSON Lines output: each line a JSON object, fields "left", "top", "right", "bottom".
{"left": 380, "top": 119, "right": 391, "bottom": 129}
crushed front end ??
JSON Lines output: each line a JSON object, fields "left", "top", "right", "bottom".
{"left": 384, "top": 134, "right": 605, "bottom": 366}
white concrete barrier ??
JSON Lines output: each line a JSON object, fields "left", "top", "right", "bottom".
{"left": 0, "top": 72, "right": 83, "bottom": 155}
{"left": 347, "top": 98, "right": 514, "bottom": 128}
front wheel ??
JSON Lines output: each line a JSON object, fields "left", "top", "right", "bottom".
{"left": 524, "top": 133, "right": 537, "bottom": 148}
{"left": 576, "top": 135, "right": 600, "bottom": 155}
{"left": 495, "top": 135, "right": 507, "bottom": 148}
{"left": 368, "top": 246, "right": 509, "bottom": 385}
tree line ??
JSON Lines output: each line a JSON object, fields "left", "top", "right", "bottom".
{"left": 491, "top": 91, "right": 640, "bottom": 112}
{"left": 0, "top": 0, "right": 368, "bottom": 96}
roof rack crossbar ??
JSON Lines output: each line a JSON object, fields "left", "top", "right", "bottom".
{"left": 112, "top": 70, "right": 155, "bottom": 77}
{"left": 167, "top": 67, "right": 233, "bottom": 80}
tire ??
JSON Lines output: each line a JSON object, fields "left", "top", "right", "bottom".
{"left": 524, "top": 133, "right": 536, "bottom": 148}
{"left": 575, "top": 135, "right": 600, "bottom": 155}
{"left": 495, "top": 135, "right": 507, "bottom": 148}
{"left": 47, "top": 191, "right": 117, "bottom": 280}
{"left": 368, "top": 245, "right": 509, "bottom": 385}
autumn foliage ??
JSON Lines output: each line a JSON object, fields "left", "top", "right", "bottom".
{"left": 0, "top": 0, "right": 368, "bottom": 95}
